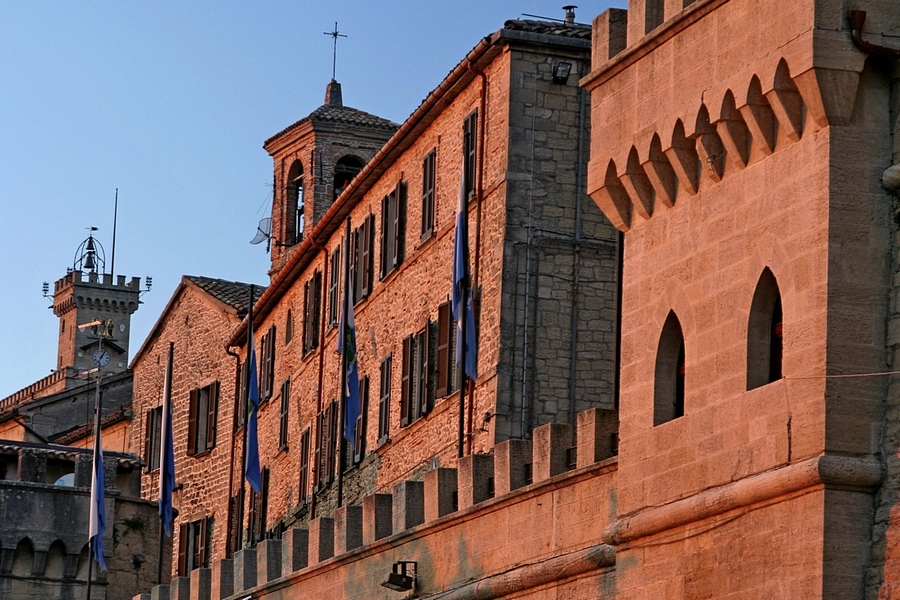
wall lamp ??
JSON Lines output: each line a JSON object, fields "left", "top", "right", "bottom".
{"left": 381, "top": 561, "right": 417, "bottom": 594}
{"left": 551, "top": 61, "right": 572, "bottom": 84}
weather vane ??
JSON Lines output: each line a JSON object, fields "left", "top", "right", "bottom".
{"left": 324, "top": 22, "right": 347, "bottom": 81}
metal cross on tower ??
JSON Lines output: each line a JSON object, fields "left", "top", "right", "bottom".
{"left": 324, "top": 22, "right": 347, "bottom": 81}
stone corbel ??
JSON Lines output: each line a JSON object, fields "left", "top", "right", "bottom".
{"left": 793, "top": 66, "right": 862, "bottom": 129}
{"left": 588, "top": 158, "right": 632, "bottom": 231}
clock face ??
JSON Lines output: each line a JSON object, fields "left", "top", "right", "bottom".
{"left": 91, "top": 348, "right": 111, "bottom": 367}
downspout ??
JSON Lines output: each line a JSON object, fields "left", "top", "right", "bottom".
{"left": 224, "top": 343, "right": 241, "bottom": 558}
{"left": 311, "top": 243, "right": 328, "bottom": 520}
{"left": 567, "top": 60, "right": 587, "bottom": 425}
{"left": 467, "top": 60, "right": 488, "bottom": 455}
{"left": 521, "top": 64, "right": 540, "bottom": 440}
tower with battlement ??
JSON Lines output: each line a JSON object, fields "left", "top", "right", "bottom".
{"left": 50, "top": 232, "right": 142, "bottom": 378}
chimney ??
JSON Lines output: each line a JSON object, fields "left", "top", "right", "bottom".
{"left": 563, "top": 5, "right": 576, "bottom": 25}
{"left": 325, "top": 79, "right": 343, "bottom": 107}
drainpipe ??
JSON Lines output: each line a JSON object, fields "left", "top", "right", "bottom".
{"left": 567, "top": 60, "right": 587, "bottom": 425}
{"left": 467, "top": 61, "right": 488, "bottom": 455}
{"left": 311, "top": 244, "right": 328, "bottom": 520}
{"left": 224, "top": 343, "right": 242, "bottom": 558}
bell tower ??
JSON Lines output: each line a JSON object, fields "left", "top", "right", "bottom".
{"left": 49, "top": 229, "right": 143, "bottom": 376}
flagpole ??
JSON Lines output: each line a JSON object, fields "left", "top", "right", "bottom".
{"left": 240, "top": 284, "right": 253, "bottom": 548}
{"left": 86, "top": 338, "right": 103, "bottom": 600}
{"left": 157, "top": 341, "right": 174, "bottom": 584}
{"left": 337, "top": 218, "right": 351, "bottom": 508}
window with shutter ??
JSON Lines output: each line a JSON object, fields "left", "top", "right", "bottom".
{"left": 285, "top": 309, "right": 293, "bottom": 345}
{"left": 328, "top": 247, "right": 341, "bottom": 328}
{"left": 436, "top": 301, "right": 452, "bottom": 398}
{"left": 378, "top": 355, "right": 392, "bottom": 443}
{"left": 353, "top": 376, "right": 369, "bottom": 465}
{"left": 279, "top": 378, "right": 290, "bottom": 450}
{"left": 298, "top": 428, "right": 310, "bottom": 505}
{"left": 145, "top": 407, "right": 162, "bottom": 471}
{"left": 464, "top": 111, "right": 478, "bottom": 200}
{"left": 249, "top": 469, "right": 269, "bottom": 545}
{"left": 188, "top": 382, "right": 218, "bottom": 455}
{"left": 400, "top": 336, "right": 411, "bottom": 427}
{"left": 422, "top": 149, "right": 436, "bottom": 239}
{"left": 178, "top": 517, "right": 211, "bottom": 575}
{"left": 303, "top": 271, "right": 323, "bottom": 354}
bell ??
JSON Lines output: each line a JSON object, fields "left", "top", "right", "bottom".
{"left": 83, "top": 252, "right": 96, "bottom": 271}
{"left": 86, "top": 237, "right": 96, "bottom": 252}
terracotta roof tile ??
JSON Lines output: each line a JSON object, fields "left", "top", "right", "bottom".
{"left": 502, "top": 19, "right": 592, "bottom": 39}
{"left": 185, "top": 276, "right": 266, "bottom": 313}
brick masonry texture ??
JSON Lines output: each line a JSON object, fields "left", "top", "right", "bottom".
{"left": 131, "top": 278, "right": 247, "bottom": 575}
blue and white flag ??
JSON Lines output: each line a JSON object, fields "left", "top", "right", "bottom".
{"left": 338, "top": 229, "right": 362, "bottom": 446}
{"left": 159, "top": 342, "right": 176, "bottom": 537}
{"left": 245, "top": 325, "right": 262, "bottom": 493}
{"left": 89, "top": 402, "right": 107, "bottom": 571}
{"left": 452, "top": 170, "right": 478, "bottom": 381}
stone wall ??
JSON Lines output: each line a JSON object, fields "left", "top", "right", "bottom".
{"left": 131, "top": 280, "right": 245, "bottom": 578}
{"left": 136, "top": 409, "right": 619, "bottom": 600}
{"left": 0, "top": 441, "right": 161, "bottom": 600}
{"left": 583, "top": 0, "right": 895, "bottom": 597}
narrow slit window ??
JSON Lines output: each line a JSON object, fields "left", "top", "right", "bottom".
{"left": 747, "top": 268, "right": 783, "bottom": 389}
{"left": 654, "top": 311, "right": 686, "bottom": 425}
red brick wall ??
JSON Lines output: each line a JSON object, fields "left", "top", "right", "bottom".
{"left": 130, "top": 282, "right": 242, "bottom": 577}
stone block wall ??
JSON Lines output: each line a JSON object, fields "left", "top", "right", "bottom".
{"left": 0, "top": 441, "right": 161, "bottom": 600}
{"left": 583, "top": 0, "right": 895, "bottom": 597}
{"left": 136, "top": 408, "right": 619, "bottom": 600}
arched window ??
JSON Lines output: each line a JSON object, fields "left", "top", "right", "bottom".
{"left": 286, "top": 160, "right": 304, "bottom": 245}
{"left": 44, "top": 540, "right": 67, "bottom": 579}
{"left": 747, "top": 268, "right": 783, "bottom": 389}
{"left": 12, "top": 537, "right": 34, "bottom": 576}
{"left": 334, "top": 155, "right": 364, "bottom": 200}
{"left": 654, "top": 311, "right": 685, "bottom": 425}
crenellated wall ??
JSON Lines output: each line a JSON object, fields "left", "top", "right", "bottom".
{"left": 0, "top": 441, "right": 162, "bottom": 600}
{"left": 135, "top": 408, "right": 618, "bottom": 599}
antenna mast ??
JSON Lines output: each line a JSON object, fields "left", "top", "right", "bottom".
{"left": 110, "top": 188, "right": 118, "bottom": 278}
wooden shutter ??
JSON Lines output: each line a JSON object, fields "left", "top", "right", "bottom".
{"left": 380, "top": 194, "right": 390, "bottom": 278}
{"left": 313, "top": 271, "right": 322, "bottom": 348}
{"left": 354, "top": 377, "right": 368, "bottom": 464}
{"left": 303, "top": 280, "right": 310, "bottom": 353}
{"left": 197, "top": 517, "right": 208, "bottom": 568}
{"left": 187, "top": 389, "right": 198, "bottom": 455}
{"left": 299, "top": 428, "right": 310, "bottom": 503}
{"left": 400, "top": 336, "right": 411, "bottom": 427}
{"left": 436, "top": 302, "right": 451, "bottom": 397}
{"left": 395, "top": 182, "right": 406, "bottom": 267}
{"left": 177, "top": 522, "right": 188, "bottom": 575}
{"left": 314, "top": 412, "right": 324, "bottom": 490}
{"left": 207, "top": 382, "right": 218, "bottom": 450}
{"left": 379, "top": 355, "right": 391, "bottom": 441}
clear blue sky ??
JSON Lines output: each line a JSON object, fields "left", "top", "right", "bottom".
{"left": 0, "top": 1, "right": 623, "bottom": 396}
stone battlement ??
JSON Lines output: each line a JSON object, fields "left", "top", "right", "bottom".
{"left": 136, "top": 408, "right": 618, "bottom": 599}
{"left": 0, "top": 439, "right": 143, "bottom": 497}
{"left": 54, "top": 270, "right": 142, "bottom": 293}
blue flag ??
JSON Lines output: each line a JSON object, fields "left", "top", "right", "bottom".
{"left": 338, "top": 234, "right": 362, "bottom": 447}
{"left": 452, "top": 170, "right": 478, "bottom": 381}
{"left": 89, "top": 401, "right": 107, "bottom": 571}
{"left": 245, "top": 327, "right": 262, "bottom": 493}
{"left": 159, "top": 343, "right": 176, "bottom": 537}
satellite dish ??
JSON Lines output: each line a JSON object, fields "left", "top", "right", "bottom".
{"left": 250, "top": 217, "right": 272, "bottom": 245}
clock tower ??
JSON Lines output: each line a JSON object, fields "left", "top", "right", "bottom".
{"left": 50, "top": 230, "right": 143, "bottom": 377}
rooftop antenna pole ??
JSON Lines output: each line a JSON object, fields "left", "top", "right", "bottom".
{"left": 110, "top": 188, "right": 118, "bottom": 278}
{"left": 324, "top": 22, "right": 347, "bottom": 80}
